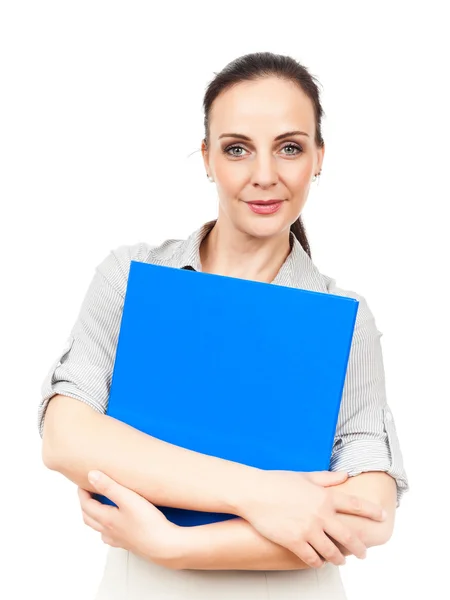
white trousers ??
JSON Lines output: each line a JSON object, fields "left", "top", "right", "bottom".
{"left": 94, "top": 547, "right": 348, "bottom": 599}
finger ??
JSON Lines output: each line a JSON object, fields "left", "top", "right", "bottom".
{"left": 101, "top": 534, "right": 118, "bottom": 547}
{"left": 80, "top": 492, "right": 119, "bottom": 526}
{"left": 308, "top": 532, "right": 346, "bottom": 566}
{"left": 78, "top": 487, "right": 95, "bottom": 514}
{"left": 88, "top": 471, "right": 136, "bottom": 510}
{"left": 307, "top": 471, "right": 348, "bottom": 487}
{"left": 78, "top": 487, "right": 92, "bottom": 504}
{"left": 291, "top": 541, "right": 325, "bottom": 569}
{"left": 333, "top": 491, "right": 386, "bottom": 522}
{"left": 82, "top": 510, "right": 103, "bottom": 533}
{"left": 325, "top": 520, "right": 367, "bottom": 560}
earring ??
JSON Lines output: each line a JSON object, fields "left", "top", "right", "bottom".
{"left": 312, "top": 170, "right": 322, "bottom": 183}
{"left": 206, "top": 174, "right": 214, "bottom": 182}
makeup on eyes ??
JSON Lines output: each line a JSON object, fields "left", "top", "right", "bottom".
{"left": 222, "top": 142, "right": 304, "bottom": 157}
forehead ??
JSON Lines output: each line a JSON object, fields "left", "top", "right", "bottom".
{"left": 209, "top": 77, "right": 315, "bottom": 137}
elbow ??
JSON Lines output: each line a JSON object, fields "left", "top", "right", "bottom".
{"left": 339, "top": 520, "right": 394, "bottom": 561}
{"left": 40, "top": 394, "right": 83, "bottom": 472}
{"left": 363, "top": 516, "right": 395, "bottom": 549}
{"left": 41, "top": 421, "right": 65, "bottom": 472}
{"left": 41, "top": 440, "right": 53, "bottom": 470}
{"left": 41, "top": 417, "right": 90, "bottom": 490}
{"left": 41, "top": 434, "right": 63, "bottom": 471}
{"left": 370, "top": 502, "right": 396, "bottom": 548}
{"left": 41, "top": 410, "right": 58, "bottom": 470}
{"left": 372, "top": 520, "right": 394, "bottom": 547}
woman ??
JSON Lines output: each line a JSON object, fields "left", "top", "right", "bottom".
{"left": 39, "top": 52, "right": 409, "bottom": 599}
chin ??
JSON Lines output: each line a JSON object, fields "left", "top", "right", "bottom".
{"left": 241, "top": 214, "right": 288, "bottom": 239}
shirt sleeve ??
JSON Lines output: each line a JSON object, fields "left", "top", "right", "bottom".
{"left": 37, "top": 242, "right": 148, "bottom": 439}
{"left": 327, "top": 282, "right": 409, "bottom": 506}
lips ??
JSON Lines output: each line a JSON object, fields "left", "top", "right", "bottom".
{"left": 247, "top": 200, "right": 284, "bottom": 205}
{"left": 246, "top": 200, "right": 284, "bottom": 214}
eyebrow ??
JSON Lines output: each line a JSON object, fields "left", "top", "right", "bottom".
{"left": 218, "top": 130, "right": 310, "bottom": 141}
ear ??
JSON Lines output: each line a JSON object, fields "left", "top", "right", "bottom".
{"left": 316, "top": 142, "right": 325, "bottom": 174}
{"left": 201, "top": 139, "right": 210, "bottom": 176}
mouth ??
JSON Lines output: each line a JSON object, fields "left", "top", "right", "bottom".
{"left": 246, "top": 199, "right": 285, "bottom": 205}
{"left": 245, "top": 199, "right": 285, "bottom": 215}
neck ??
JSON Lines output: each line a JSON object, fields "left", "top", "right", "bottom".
{"left": 199, "top": 219, "right": 292, "bottom": 284}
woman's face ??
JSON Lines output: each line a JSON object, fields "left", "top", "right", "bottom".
{"left": 202, "top": 76, "right": 324, "bottom": 240}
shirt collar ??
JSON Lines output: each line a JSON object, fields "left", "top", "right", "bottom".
{"left": 169, "top": 219, "right": 328, "bottom": 293}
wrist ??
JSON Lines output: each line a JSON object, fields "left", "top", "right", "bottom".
{"left": 226, "top": 465, "right": 266, "bottom": 518}
{"left": 145, "top": 524, "right": 187, "bottom": 569}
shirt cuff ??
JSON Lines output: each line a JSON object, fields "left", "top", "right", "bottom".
{"left": 38, "top": 382, "right": 106, "bottom": 439}
{"left": 329, "top": 438, "right": 409, "bottom": 507}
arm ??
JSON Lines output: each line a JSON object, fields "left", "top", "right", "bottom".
{"left": 43, "top": 394, "right": 258, "bottom": 513}
{"left": 40, "top": 245, "right": 261, "bottom": 513}
{"left": 175, "top": 286, "right": 409, "bottom": 572}
{"left": 168, "top": 286, "right": 409, "bottom": 572}
{"left": 167, "top": 471, "right": 397, "bottom": 570}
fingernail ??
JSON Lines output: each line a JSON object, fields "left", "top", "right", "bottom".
{"left": 88, "top": 471, "right": 100, "bottom": 485}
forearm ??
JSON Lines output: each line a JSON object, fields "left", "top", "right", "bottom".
{"left": 175, "top": 517, "right": 309, "bottom": 571}
{"left": 172, "top": 472, "right": 396, "bottom": 571}
{"left": 42, "top": 394, "right": 258, "bottom": 512}
{"left": 173, "top": 513, "right": 387, "bottom": 571}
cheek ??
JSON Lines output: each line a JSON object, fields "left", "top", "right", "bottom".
{"left": 215, "top": 160, "right": 246, "bottom": 195}
{"left": 283, "top": 162, "right": 312, "bottom": 189}
{"left": 284, "top": 169, "right": 311, "bottom": 212}
{"left": 214, "top": 156, "right": 312, "bottom": 197}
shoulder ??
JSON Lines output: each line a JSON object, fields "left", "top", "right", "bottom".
{"left": 94, "top": 238, "right": 183, "bottom": 297}
{"left": 321, "top": 273, "right": 381, "bottom": 339}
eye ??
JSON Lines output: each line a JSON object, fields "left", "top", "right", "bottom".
{"left": 281, "top": 143, "right": 303, "bottom": 156}
{"left": 223, "top": 142, "right": 304, "bottom": 158}
{"left": 224, "top": 144, "right": 248, "bottom": 157}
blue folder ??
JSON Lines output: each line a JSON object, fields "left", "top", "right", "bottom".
{"left": 94, "top": 260, "right": 359, "bottom": 526}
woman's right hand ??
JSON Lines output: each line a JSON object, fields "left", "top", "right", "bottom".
{"left": 238, "top": 469, "right": 386, "bottom": 568}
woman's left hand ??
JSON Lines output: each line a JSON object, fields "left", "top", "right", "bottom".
{"left": 78, "top": 471, "right": 183, "bottom": 567}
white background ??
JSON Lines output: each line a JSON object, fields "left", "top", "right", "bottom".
{"left": 1, "top": 1, "right": 448, "bottom": 598}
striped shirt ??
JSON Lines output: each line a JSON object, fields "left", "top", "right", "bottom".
{"left": 38, "top": 219, "right": 409, "bottom": 505}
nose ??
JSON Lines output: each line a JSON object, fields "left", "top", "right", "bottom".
{"left": 250, "top": 154, "right": 279, "bottom": 188}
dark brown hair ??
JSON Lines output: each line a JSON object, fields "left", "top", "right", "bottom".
{"left": 202, "top": 52, "right": 325, "bottom": 259}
